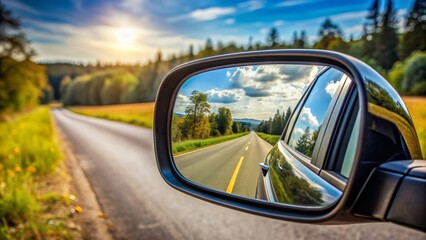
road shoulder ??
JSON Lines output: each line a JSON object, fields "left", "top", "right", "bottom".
{"left": 54, "top": 115, "right": 113, "bottom": 240}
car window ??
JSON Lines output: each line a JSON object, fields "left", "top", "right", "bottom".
{"left": 288, "top": 68, "right": 345, "bottom": 159}
{"left": 339, "top": 111, "right": 360, "bottom": 178}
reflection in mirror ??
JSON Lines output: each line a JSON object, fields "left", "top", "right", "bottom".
{"left": 171, "top": 64, "right": 352, "bottom": 208}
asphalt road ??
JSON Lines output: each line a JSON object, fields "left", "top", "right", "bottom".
{"left": 175, "top": 132, "right": 272, "bottom": 198}
{"left": 52, "top": 109, "right": 425, "bottom": 240}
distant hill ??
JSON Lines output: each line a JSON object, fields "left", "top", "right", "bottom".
{"left": 233, "top": 118, "right": 262, "bottom": 126}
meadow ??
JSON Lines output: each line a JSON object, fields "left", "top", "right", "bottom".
{"left": 403, "top": 97, "right": 426, "bottom": 158}
{"left": 0, "top": 107, "right": 76, "bottom": 239}
{"left": 69, "top": 103, "right": 154, "bottom": 128}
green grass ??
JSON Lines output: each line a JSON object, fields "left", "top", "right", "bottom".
{"left": 69, "top": 102, "right": 154, "bottom": 128}
{"left": 255, "top": 132, "right": 281, "bottom": 146}
{"left": 403, "top": 97, "right": 426, "bottom": 159}
{"left": 173, "top": 132, "right": 250, "bottom": 154}
{"left": 0, "top": 107, "right": 71, "bottom": 239}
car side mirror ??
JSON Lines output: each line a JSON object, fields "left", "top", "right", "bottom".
{"left": 153, "top": 50, "right": 425, "bottom": 232}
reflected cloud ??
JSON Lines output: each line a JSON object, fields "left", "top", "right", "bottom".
{"left": 206, "top": 89, "right": 245, "bottom": 103}
{"left": 299, "top": 107, "right": 319, "bottom": 127}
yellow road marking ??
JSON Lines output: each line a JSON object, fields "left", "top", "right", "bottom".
{"left": 248, "top": 141, "right": 251, "bottom": 145}
{"left": 226, "top": 156, "right": 244, "bottom": 193}
{"left": 245, "top": 146, "right": 248, "bottom": 151}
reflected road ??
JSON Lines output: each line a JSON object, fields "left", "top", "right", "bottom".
{"left": 175, "top": 132, "right": 272, "bottom": 198}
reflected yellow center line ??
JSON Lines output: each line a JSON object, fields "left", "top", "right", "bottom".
{"left": 248, "top": 141, "right": 251, "bottom": 145}
{"left": 226, "top": 156, "right": 244, "bottom": 193}
{"left": 245, "top": 146, "right": 248, "bottom": 151}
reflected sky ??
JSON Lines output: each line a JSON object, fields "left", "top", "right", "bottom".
{"left": 175, "top": 64, "right": 322, "bottom": 120}
{"left": 288, "top": 68, "right": 346, "bottom": 148}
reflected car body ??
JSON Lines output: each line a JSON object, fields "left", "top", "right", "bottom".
{"left": 255, "top": 64, "right": 422, "bottom": 207}
{"left": 256, "top": 143, "right": 341, "bottom": 207}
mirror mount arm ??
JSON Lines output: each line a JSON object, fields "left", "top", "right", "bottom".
{"left": 351, "top": 160, "right": 426, "bottom": 232}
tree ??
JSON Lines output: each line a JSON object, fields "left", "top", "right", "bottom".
{"left": 400, "top": 0, "right": 426, "bottom": 60}
{"left": 59, "top": 75, "right": 72, "bottom": 100}
{"left": 374, "top": 0, "right": 399, "bottom": 70}
{"left": 0, "top": 3, "right": 45, "bottom": 115}
{"left": 270, "top": 110, "right": 283, "bottom": 135}
{"left": 267, "top": 27, "right": 280, "bottom": 48}
{"left": 314, "top": 18, "right": 343, "bottom": 49}
{"left": 283, "top": 107, "right": 292, "bottom": 129}
{"left": 295, "top": 126, "right": 311, "bottom": 156}
{"left": 402, "top": 51, "right": 426, "bottom": 95}
{"left": 216, "top": 107, "right": 233, "bottom": 135}
{"left": 292, "top": 31, "right": 306, "bottom": 48}
{"left": 232, "top": 121, "right": 241, "bottom": 133}
{"left": 184, "top": 90, "right": 211, "bottom": 139}
{"left": 307, "top": 126, "right": 320, "bottom": 157}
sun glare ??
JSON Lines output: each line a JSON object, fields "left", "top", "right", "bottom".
{"left": 115, "top": 27, "right": 137, "bottom": 49}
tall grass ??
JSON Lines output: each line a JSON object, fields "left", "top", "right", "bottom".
{"left": 403, "top": 97, "right": 426, "bottom": 159}
{"left": 173, "top": 132, "right": 250, "bottom": 154}
{"left": 255, "top": 132, "right": 280, "bottom": 146}
{"left": 0, "top": 107, "right": 70, "bottom": 239}
{"left": 69, "top": 102, "right": 154, "bottom": 128}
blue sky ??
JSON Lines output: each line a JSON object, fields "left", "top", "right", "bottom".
{"left": 4, "top": 0, "right": 412, "bottom": 63}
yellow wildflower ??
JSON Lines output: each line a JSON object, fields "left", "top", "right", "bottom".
{"left": 8, "top": 154, "right": 13, "bottom": 160}
{"left": 74, "top": 205, "right": 83, "bottom": 213}
{"left": 8, "top": 171, "right": 15, "bottom": 177}
{"left": 14, "top": 147, "right": 20, "bottom": 154}
{"left": 14, "top": 166, "right": 21, "bottom": 172}
{"left": 27, "top": 166, "right": 36, "bottom": 173}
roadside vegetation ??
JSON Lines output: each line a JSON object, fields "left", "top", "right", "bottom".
{"left": 173, "top": 132, "right": 250, "bottom": 154}
{"left": 0, "top": 108, "right": 78, "bottom": 239}
{"left": 256, "top": 133, "right": 281, "bottom": 146}
{"left": 0, "top": 5, "right": 81, "bottom": 238}
{"left": 69, "top": 102, "right": 154, "bottom": 128}
{"left": 404, "top": 97, "right": 426, "bottom": 158}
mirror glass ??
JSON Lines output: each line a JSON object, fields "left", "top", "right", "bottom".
{"left": 171, "top": 64, "right": 355, "bottom": 208}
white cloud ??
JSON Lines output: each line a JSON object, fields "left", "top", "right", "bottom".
{"left": 225, "top": 18, "right": 235, "bottom": 25}
{"left": 206, "top": 89, "right": 245, "bottom": 103}
{"left": 190, "top": 7, "right": 236, "bottom": 21}
{"left": 237, "top": 0, "right": 265, "bottom": 11}
{"left": 299, "top": 107, "right": 319, "bottom": 127}
{"left": 229, "top": 64, "right": 320, "bottom": 98}
{"left": 276, "top": 0, "right": 313, "bottom": 7}
{"left": 325, "top": 79, "right": 343, "bottom": 98}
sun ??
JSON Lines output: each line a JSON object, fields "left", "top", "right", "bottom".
{"left": 115, "top": 27, "right": 137, "bottom": 49}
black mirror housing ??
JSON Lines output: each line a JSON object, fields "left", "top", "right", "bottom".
{"left": 153, "top": 50, "right": 424, "bottom": 227}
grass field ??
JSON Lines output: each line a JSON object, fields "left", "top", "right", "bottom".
{"left": 403, "top": 97, "right": 426, "bottom": 159}
{"left": 256, "top": 132, "right": 281, "bottom": 146}
{"left": 172, "top": 132, "right": 250, "bottom": 155}
{"left": 69, "top": 102, "right": 155, "bottom": 128}
{"left": 0, "top": 107, "right": 75, "bottom": 239}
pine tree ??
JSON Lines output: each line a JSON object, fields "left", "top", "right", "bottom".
{"left": 362, "top": 0, "right": 380, "bottom": 58}
{"left": 267, "top": 27, "right": 280, "bottom": 48}
{"left": 374, "top": 0, "right": 399, "bottom": 70}
{"left": 295, "top": 126, "right": 311, "bottom": 156}
{"left": 400, "top": 0, "right": 426, "bottom": 60}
